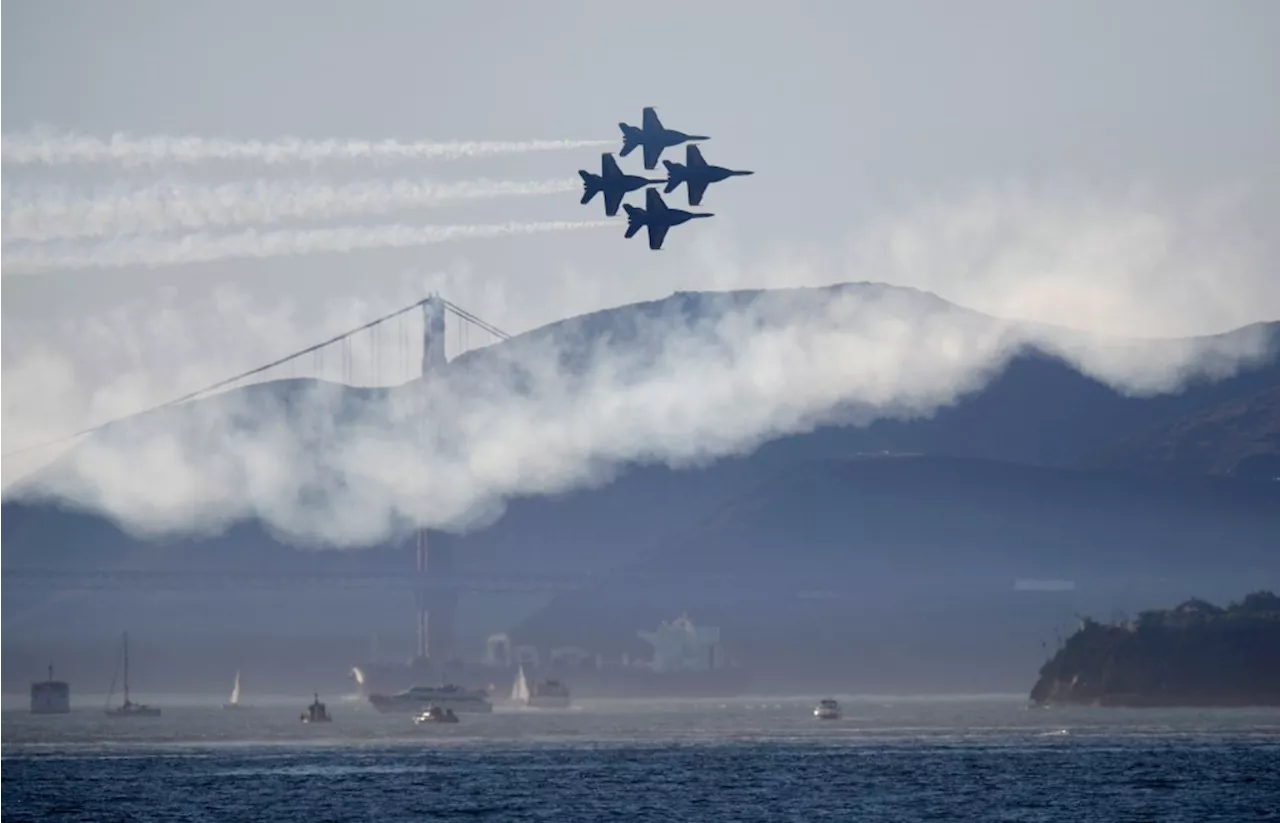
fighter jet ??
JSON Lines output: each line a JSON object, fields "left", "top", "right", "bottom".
{"left": 618, "top": 107, "right": 710, "bottom": 170}
{"left": 622, "top": 188, "right": 713, "bottom": 250}
{"left": 662, "top": 144, "right": 754, "bottom": 207}
{"left": 578, "top": 153, "right": 665, "bottom": 217}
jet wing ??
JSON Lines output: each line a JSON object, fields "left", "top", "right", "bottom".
{"left": 645, "top": 187, "right": 668, "bottom": 214}
{"left": 601, "top": 153, "right": 622, "bottom": 179}
{"left": 642, "top": 142, "right": 662, "bottom": 170}
{"left": 686, "top": 180, "right": 710, "bottom": 207}
{"left": 686, "top": 144, "right": 707, "bottom": 167}
{"left": 603, "top": 189, "right": 624, "bottom": 217}
{"left": 642, "top": 107, "right": 662, "bottom": 132}
{"left": 647, "top": 223, "right": 670, "bottom": 251}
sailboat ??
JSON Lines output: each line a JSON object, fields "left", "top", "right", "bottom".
{"left": 223, "top": 670, "right": 247, "bottom": 710}
{"left": 510, "top": 664, "right": 571, "bottom": 708}
{"left": 105, "top": 631, "right": 161, "bottom": 717}
{"left": 510, "top": 665, "right": 531, "bottom": 704}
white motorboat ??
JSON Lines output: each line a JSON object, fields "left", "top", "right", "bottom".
{"left": 413, "top": 705, "right": 460, "bottom": 724}
{"left": 813, "top": 698, "right": 842, "bottom": 720}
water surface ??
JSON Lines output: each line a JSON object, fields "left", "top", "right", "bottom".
{"left": 5, "top": 695, "right": 1279, "bottom": 821}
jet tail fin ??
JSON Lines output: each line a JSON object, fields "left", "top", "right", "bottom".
{"left": 578, "top": 170, "right": 600, "bottom": 205}
{"left": 619, "top": 123, "right": 642, "bottom": 158}
{"left": 623, "top": 204, "right": 645, "bottom": 239}
{"left": 662, "top": 160, "right": 685, "bottom": 194}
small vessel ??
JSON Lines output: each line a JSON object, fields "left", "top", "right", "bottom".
{"left": 31, "top": 664, "right": 71, "bottom": 714}
{"left": 510, "top": 665, "right": 572, "bottom": 709}
{"left": 105, "top": 632, "right": 161, "bottom": 718}
{"left": 813, "top": 698, "right": 842, "bottom": 720}
{"left": 301, "top": 692, "right": 332, "bottom": 723}
{"left": 223, "top": 670, "right": 247, "bottom": 710}
{"left": 353, "top": 615, "right": 753, "bottom": 700}
{"left": 413, "top": 705, "right": 460, "bottom": 724}
{"left": 368, "top": 684, "right": 493, "bottom": 714}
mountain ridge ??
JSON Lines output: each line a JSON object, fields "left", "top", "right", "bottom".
{"left": 5, "top": 281, "right": 1279, "bottom": 565}
{"left": 4, "top": 282, "right": 1278, "bottom": 693}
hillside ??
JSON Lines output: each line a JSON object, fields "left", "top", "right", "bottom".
{"left": 509, "top": 454, "right": 1280, "bottom": 692}
{"left": 5, "top": 283, "right": 1279, "bottom": 565}
{"left": 463, "top": 284, "right": 1280, "bottom": 474}
{"left": 1087, "top": 385, "right": 1280, "bottom": 479}
{"left": 1030, "top": 591, "right": 1280, "bottom": 707}
{"left": 3, "top": 283, "right": 1279, "bottom": 693}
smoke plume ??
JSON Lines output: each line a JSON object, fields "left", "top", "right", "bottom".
{"left": 1, "top": 220, "right": 614, "bottom": 273}
{"left": 2, "top": 178, "right": 580, "bottom": 242}
{"left": 1, "top": 129, "right": 613, "bottom": 167}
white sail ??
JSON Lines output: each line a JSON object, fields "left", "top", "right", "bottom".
{"left": 511, "top": 665, "right": 531, "bottom": 704}
{"left": 229, "top": 670, "right": 241, "bottom": 705}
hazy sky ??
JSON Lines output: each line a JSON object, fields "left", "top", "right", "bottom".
{"left": 5, "top": 0, "right": 1278, "bottom": 314}
{"left": 3, "top": 1, "right": 1279, "bottom": 520}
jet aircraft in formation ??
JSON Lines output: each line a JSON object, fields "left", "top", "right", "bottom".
{"left": 662, "top": 144, "right": 754, "bottom": 207}
{"left": 623, "top": 188, "right": 714, "bottom": 251}
{"left": 578, "top": 153, "right": 665, "bottom": 217}
{"left": 619, "top": 106, "right": 709, "bottom": 170}
{"left": 576, "top": 107, "right": 752, "bottom": 250}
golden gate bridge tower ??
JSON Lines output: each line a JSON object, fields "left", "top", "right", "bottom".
{"left": 414, "top": 294, "right": 458, "bottom": 673}
{"left": 4, "top": 285, "right": 517, "bottom": 697}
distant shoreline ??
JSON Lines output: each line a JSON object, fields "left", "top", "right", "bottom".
{"left": 1030, "top": 591, "right": 1280, "bottom": 709}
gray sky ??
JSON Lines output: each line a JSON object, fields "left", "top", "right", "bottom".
{"left": 3, "top": 0, "right": 1279, "bottom": 504}
{"left": 5, "top": 0, "right": 1277, "bottom": 306}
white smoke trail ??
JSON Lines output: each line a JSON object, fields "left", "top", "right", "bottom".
{"left": 1, "top": 220, "right": 615, "bottom": 274}
{"left": 1, "top": 130, "right": 614, "bottom": 167}
{"left": 2, "top": 177, "right": 581, "bottom": 242}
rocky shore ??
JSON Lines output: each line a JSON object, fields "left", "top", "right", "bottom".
{"left": 1030, "top": 591, "right": 1280, "bottom": 708}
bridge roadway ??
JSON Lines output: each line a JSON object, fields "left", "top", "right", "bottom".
{"left": 3, "top": 568, "right": 591, "bottom": 593}
{"left": 1, "top": 568, "right": 1212, "bottom": 599}
{"left": 0, "top": 567, "right": 863, "bottom": 596}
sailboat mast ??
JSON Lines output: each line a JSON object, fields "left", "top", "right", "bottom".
{"left": 122, "top": 631, "right": 130, "bottom": 704}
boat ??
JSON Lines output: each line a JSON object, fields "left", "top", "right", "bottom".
{"left": 223, "top": 670, "right": 247, "bottom": 710}
{"left": 30, "top": 664, "right": 71, "bottom": 714}
{"left": 351, "top": 616, "right": 751, "bottom": 701}
{"left": 510, "top": 665, "right": 572, "bottom": 708}
{"left": 813, "top": 698, "right": 842, "bottom": 720}
{"left": 301, "top": 692, "right": 332, "bottom": 723}
{"left": 355, "top": 659, "right": 751, "bottom": 700}
{"left": 413, "top": 705, "right": 460, "bottom": 724}
{"left": 368, "top": 684, "right": 493, "bottom": 714}
{"left": 105, "top": 632, "right": 161, "bottom": 718}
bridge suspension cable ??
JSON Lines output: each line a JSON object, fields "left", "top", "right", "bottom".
{"left": 442, "top": 299, "right": 511, "bottom": 341}
{"left": 1, "top": 296, "right": 511, "bottom": 459}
